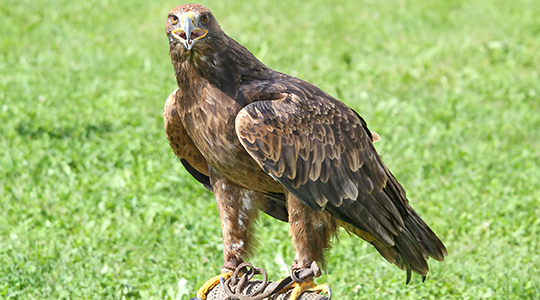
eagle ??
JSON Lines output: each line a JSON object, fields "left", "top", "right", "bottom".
{"left": 164, "top": 4, "right": 447, "bottom": 299}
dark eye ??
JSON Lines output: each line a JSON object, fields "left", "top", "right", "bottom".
{"left": 170, "top": 15, "right": 179, "bottom": 25}
{"left": 200, "top": 14, "right": 210, "bottom": 24}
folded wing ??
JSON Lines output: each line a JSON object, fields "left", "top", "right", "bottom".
{"left": 235, "top": 89, "right": 446, "bottom": 279}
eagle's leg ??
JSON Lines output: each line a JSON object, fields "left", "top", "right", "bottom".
{"left": 196, "top": 171, "right": 264, "bottom": 299}
{"left": 285, "top": 193, "right": 337, "bottom": 299}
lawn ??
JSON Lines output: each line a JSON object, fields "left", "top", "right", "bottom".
{"left": 1, "top": 0, "right": 539, "bottom": 299}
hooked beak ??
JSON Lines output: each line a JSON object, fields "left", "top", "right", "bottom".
{"left": 172, "top": 14, "right": 208, "bottom": 50}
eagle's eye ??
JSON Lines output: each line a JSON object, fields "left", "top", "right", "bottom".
{"left": 170, "top": 15, "right": 179, "bottom": 25}
{"left": 200, "top": 14, "right": 210, "bottom": 24}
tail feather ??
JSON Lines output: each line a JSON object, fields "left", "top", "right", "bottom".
{"left": 406, "top": 208, "right": 448, "bottom": 261}
{"left": 346, "top": 206, "right": 447, "bottom": 282}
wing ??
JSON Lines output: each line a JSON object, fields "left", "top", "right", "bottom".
{"left": 164, "top": 89, "right": 212, "bottom": 190}
{"left": 235, "top": 78, "right": 446, "bottom": 277}
{"left": 235, "top": 90, "right": 403, "bottom": 242}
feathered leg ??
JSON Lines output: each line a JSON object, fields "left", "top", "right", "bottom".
{"left": 285, "top": 193, "right": 337, "bottom": 299}
{"left": 196, "top": 170, "right": 265, "bottom": 299}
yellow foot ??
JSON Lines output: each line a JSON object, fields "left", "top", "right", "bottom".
{"left": 288, "top": 279, "right": 331, "bottom": 300}
{"left": 196, "top": 273, "right": 232, "bottom": 300}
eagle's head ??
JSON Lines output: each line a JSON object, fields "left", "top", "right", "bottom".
{"left": 166, "top": 4, "right": 220, "bottom": 52}
{"left": 166, "top": 3, "right": 266, "bottom": 97}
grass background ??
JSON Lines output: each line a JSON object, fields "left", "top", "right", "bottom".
{"left": 1, "top": 0, "right": 539, "bottom": 298}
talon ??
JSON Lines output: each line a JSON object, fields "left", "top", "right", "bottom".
{"left": 196, "top": 272, "right": 232, "bottom": 300}
{"left": 326, "top": 286, "right": 332, "bottom": 299}
{"left": 219, "top": 276, "right": 227, "bottom": 290}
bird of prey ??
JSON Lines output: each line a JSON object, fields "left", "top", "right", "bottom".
{"left": 164, "top": 3, "right": 447, "bottom": 299}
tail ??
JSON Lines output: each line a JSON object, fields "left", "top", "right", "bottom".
{"left": 348, "top": 207, "right": 447, "bottom": 284}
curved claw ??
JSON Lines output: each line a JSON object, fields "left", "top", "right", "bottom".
{"left": 326, "top": 286, "right": 332, "bottom": 299}
{"left": 195, "top": 273, "right": 232, "bottom": 300}
{"left": 219, "top": 276, "right": 226, "bottom": 291}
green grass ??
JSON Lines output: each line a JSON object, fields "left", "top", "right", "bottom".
{"left": 1, "top": 0, "right": 540, "bottom": 298}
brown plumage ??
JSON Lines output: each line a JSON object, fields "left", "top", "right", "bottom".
{"left": 164, "top": 3, "right": 447, "bottom": 284}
